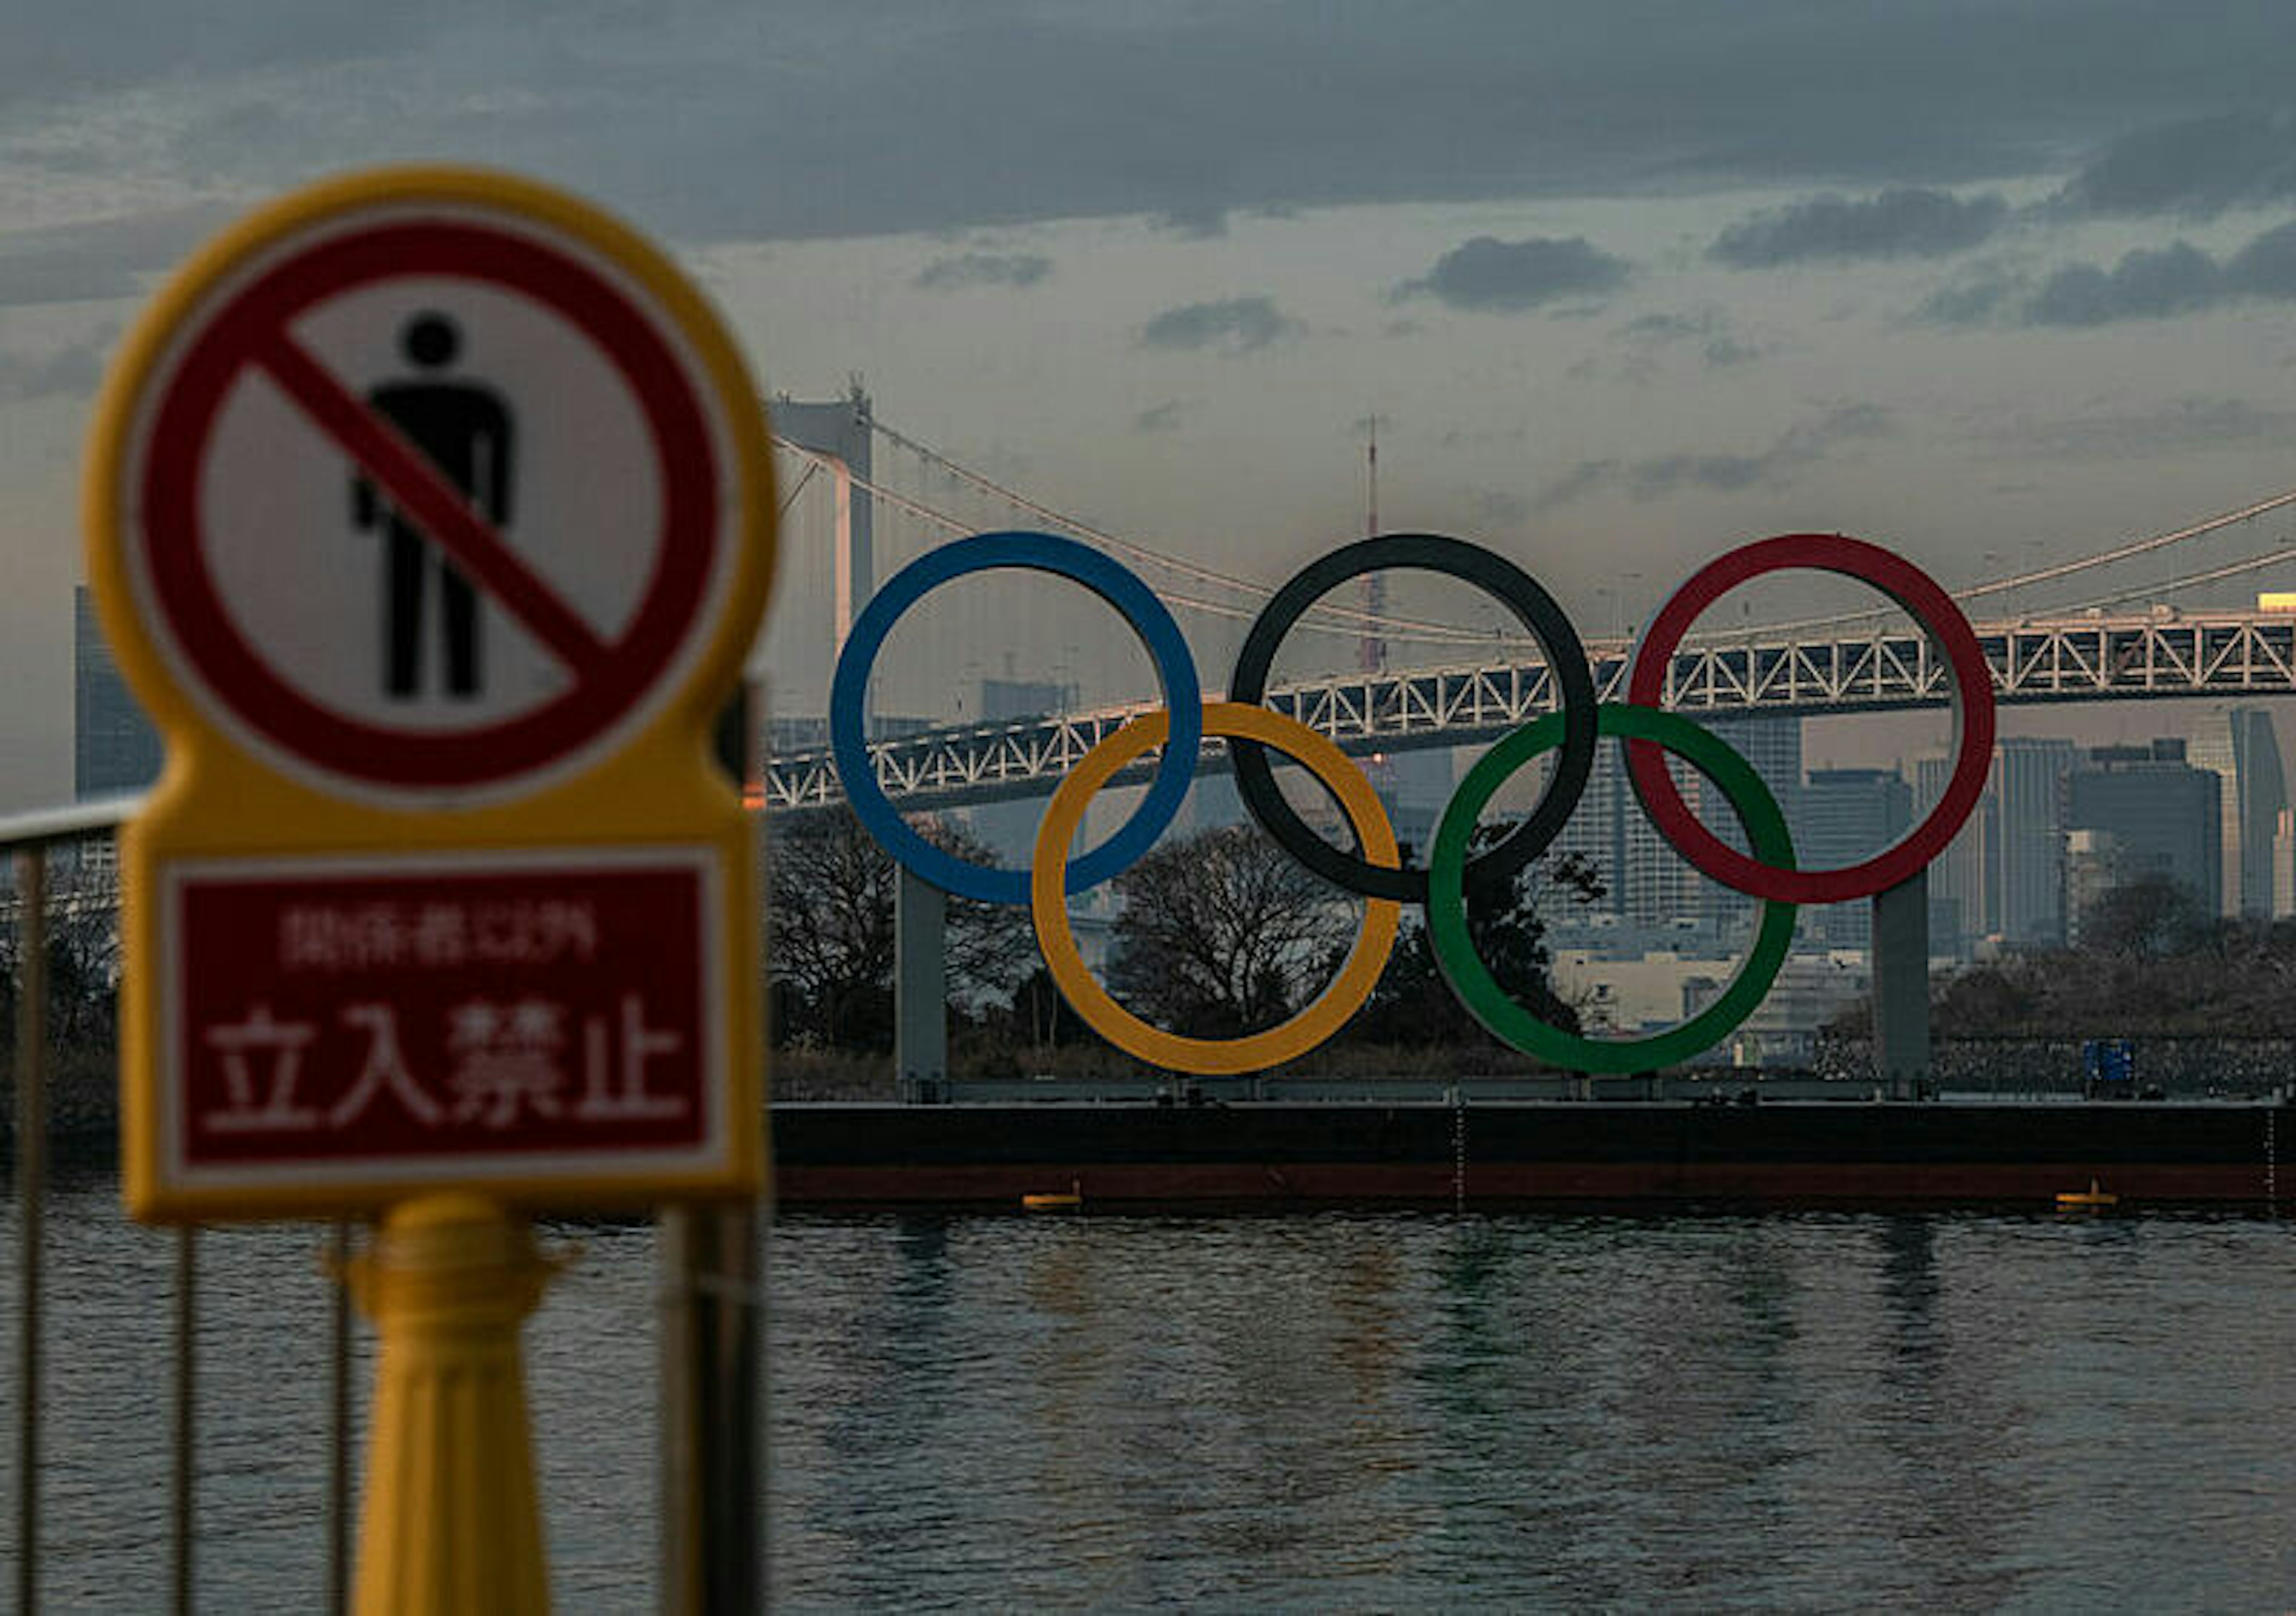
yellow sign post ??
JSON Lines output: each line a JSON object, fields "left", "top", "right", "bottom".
{"left": 84, "top": 167, "right": 775, "bottom": 1610}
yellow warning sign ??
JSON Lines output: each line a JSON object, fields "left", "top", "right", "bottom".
{"left": 84, "top": 167, "right": 775, "bottom": 1220}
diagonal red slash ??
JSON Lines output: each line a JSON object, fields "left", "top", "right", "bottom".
{"left": 249, "top": 328, "right": 610, "bottom": 676}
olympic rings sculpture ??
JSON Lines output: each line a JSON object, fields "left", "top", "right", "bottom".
{"left": 828, "top": 529, "right": 1995, "bottom": 1076}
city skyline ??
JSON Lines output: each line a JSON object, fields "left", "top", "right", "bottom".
{"left": 68, "top": 574, "right": 2296, "bottom": 946}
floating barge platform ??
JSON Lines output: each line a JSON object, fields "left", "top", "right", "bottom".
{"left": 771, "top": 1097, "right": 2291, "bottom": 1210}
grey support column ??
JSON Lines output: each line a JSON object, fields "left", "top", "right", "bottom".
{"left": 896, "top": 866, "right": 948, "bottom": 1102}
{"left": 1870, "top": 868, "right": 1931, "bottom": 1100}
{"left": 770, "top": 387, "right": 872, "bottom": 655}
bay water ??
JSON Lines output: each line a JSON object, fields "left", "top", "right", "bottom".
{"left": 7, "top": 1175, "right": 2295, "bottom": 1610}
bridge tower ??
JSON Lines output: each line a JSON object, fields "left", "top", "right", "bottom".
{"left": 773, "top": 380, "right": 874, "bottom": 655}
{"left": 776, "top": 383, "right": 947, "bottom": 1097}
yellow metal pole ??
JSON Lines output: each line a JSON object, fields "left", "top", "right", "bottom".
{"left": 345, "top": 1193, "right": 563, "bottom": 1615}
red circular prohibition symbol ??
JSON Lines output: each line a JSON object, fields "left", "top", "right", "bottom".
{"left": 1623, "top": 533, "right": 1998, "bottom": 905}
{"left": 139, "top": 220, "right": 720, "bottom": 792}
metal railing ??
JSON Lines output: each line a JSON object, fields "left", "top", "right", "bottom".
{"left": 5, "top": 796, "right": 188, "bottom": 1615}
{"left": 7, "top": 791, "right": 762, "bottom": 1612}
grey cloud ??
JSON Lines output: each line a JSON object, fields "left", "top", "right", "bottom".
{"left": 2228, "top": 219, "right": 2296, "bottom": 294}
{"left": 1919, "top": 216, "right": 2296, "bottom": 327}
{"left": 1138, "top": 295, "right": 1300, "bottom": 355}
{"left": 1616, "top": 307, "right": 1764, "bottom": 368}
{"left": 1709, "top": 187, "right": 2008, "bottom": 266}
{"left": 0, "top": 327, "right": 114, "bottom": 398}
{"left": 2025, "top": 222, "right": 2296, "bottom": 325}
{"left": 2028, "top": 240, "right": 2224, "bottom": 325}
{"left": 1396, "top": 236, "right": 1629, "bottom": 313}
{"left": 1133, "top": 400, "right": 1186, "bottom": 432}
{"left": 0, "top": 202, "right": 237, "bottom": 307}
{"left": 1535, "top": 459, "right": 1619, "bottom": 512}
{"left": 1976, "top": 396, "right": 2296, "bottom": 461}
{"left": 0, "top": 1, "right": 450, "bottom": 106}
{"left": 10, "top": 7, "right": 2296, "bottom": 248}
{"left": 2055, "top": 111, "right": 2296, "bottom": 218}
{"left": 0, "top": 253, "right": 138, "bottom": 307}
{"left": 912, "top": 251, "right": 1052, "bottom": 291}
{"left": 1621, "top": 312, "right": 1708, "bottom": 340}
{"left": 1152, "top": 206, "right": 1228, "bottom": 240}
{"left": 1436, "top": 423, "right": 1528, "bottom": 450}
{"left": 1473, "top": 490, "right": 1530, "bottom": 526}
{"left": 1539, "top": 405, "right": 1892, "bottom": 510}
{"left": 1916, "top": 273, "right": 2025, "bottom": 326}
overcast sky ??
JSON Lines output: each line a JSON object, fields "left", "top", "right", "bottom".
{"left": 9, "top": 2, "right": 2296, "bottom": 802}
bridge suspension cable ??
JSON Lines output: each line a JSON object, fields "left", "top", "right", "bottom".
{"left": 1721, "top": 484, "right": 2296, "bottom": 642}
{"left": 771, "top": 436, "right": 1339, "bottom": 630}
{"left": 1964, "top": 484, "right": 2296, "bottom": 602}
{"left": 2048, "top": 533, "right": 2296, "bottom": 616}
{"left": 864, "top": 416, "right": 1523, "bottom": 647}
{"left": 798, "top": 410, "right": 2296, "bottom": 652}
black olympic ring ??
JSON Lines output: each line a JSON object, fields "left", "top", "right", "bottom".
{"left": 1225, "top": 533, "right": 1600, "bottom": 904}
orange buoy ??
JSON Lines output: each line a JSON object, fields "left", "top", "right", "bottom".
{"left": 1022, "top": 1178, "right": 1084, "bottom": 1212}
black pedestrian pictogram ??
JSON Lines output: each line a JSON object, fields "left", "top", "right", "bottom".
{"left": 141, "top": 212, "right": 719, "bottom": 794}
{"left": 352, "top": 313, "right": 514, "bottom": 699}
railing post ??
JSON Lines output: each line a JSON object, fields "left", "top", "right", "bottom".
{"left": 659, "top": 1202, "right": 765, "bottom": 1613}
{"left": 173, "top": 1227, "right": 197, "bottom": 1616}
{"left": 328, "top": 1221, "right": 357, "bottom": 1616}
{"left": 14, "top": 847, "right": 46, "bottom": 1616}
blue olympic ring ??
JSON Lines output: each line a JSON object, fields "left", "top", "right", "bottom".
{"left": 829, "top": 531, "right": 1204, "bottom": 905}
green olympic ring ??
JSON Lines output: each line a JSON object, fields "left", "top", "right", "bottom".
{"left": 1426, "top": 702, "right": 1799, "bottom": 1074}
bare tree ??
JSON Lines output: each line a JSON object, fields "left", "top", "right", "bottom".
{"left": 2078, "top": 873, "right": 2209, "bottom": 959}
{"left": 767, "top": 806, "right": 1032, "bottom": 1048}
{"left": 0, "top": 852, "right": 124, "bottom": 1055}
{"left": 1107, "top": 823, "right": 1360, "bottom": 1038}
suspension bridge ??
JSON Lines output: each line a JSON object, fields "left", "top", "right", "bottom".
{"left": 762, "top": 392, "right": 2296, "bottom": 813}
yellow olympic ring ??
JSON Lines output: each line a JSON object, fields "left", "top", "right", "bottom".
{"left": 1031, "top": 701, "right": 1402, "bottom": 1075}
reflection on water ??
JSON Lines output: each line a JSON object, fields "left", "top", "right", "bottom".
{"left": 5, "top": 1175, "right": 2296, "bottom": 1609}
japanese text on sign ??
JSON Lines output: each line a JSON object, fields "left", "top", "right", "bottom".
{"left": 163, "top": 853, "right": 722, "bottom": 1181}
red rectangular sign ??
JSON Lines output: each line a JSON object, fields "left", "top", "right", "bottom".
{"left": 157, "top": 847, "right": 729, "bottom": 1194}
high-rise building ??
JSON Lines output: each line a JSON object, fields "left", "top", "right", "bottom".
{"left": 74, "top": 585, "right": 162, "bottom": 800}
{"left": 2274, "top": 807, "right": 2296, "bottom": 920}
{"left": 1335, "top": 745, "right": 1455, "bottom": 870}
{"left": 2188, "top": 708, "right": 2287, "bottom": 918}
{"left": 2063, "top": 739, "right": 2221, "bottom": 931}
{"left": 1799, "top": 767, "right": 1912, "bottom": 948}
{"left": 1992, "top": 737, "right": 2076, "bottom": 946}
{"left": 1544, "top": 716, "right": 1800, "bottom": 934}
{"left": 1547, "top": 738, "right": 1634, "bottom": 919}
{"left": 1690, "top": 715, "right": 1802, "bottom": 936}
{"left": 2063, "top": 829, "right": 2120, "bottom": 948}
{"left": 1915, "top": 752, "right": 1987, "bottom": 956}
{"left": 1914, "top": 736, "right": 2074, "bottom": 954}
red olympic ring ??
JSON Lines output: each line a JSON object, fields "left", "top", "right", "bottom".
{"left": 1625, "top": 533, "right": 1996, "bottom": 905}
